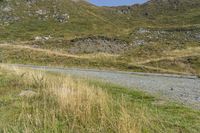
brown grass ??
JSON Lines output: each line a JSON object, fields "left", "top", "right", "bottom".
{"left": 1, "top": 65, "right": 150, "bottom": 132}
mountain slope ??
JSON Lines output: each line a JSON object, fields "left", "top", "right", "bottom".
{"left": 0, "top": 0, "right": 200, "bottom": 41}
{"left": 0, "top": 0, "right": 200, "bottom": 75}
{"left": 0, "top": 0, "right": 127, "bottom": 40}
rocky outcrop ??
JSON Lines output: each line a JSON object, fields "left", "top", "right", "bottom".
{"left": 68, "top": 36, "right": 130, "bottom": 54}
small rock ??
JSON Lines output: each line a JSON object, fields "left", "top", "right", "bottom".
{"left": 137, "top": 28, "right": 149, "bottom": 34}
{"left": 43, "top": 35, "right": 52, "bottom": 40}
{"left": 134, "top": 40, "right": 145, "bottom": 46}
{"left": 35, "top": 9, "right": 47, "bottom": 15}
{"left": 19, "top": 90, "right": 37, "bottom": 97}
{"left": 194, "top": 34, "right": 200, "bottom": 40}
{"left": 31, "top": 44, "right": 40, "bottom": 48}
{"left": 34, "top": 36, "right": 43, "bottom": 41}
{"left": 195, "top": 97, "right": 200, "bottom": 102}
{"left": 34, "top": 35, "right": 52, "bottom": 41}
{"left": 2, "top": 6, "right": 13, "bottom": 12}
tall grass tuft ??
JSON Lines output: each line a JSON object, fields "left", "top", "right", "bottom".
{"left": 1, "top": 66, "right": 151, "bottom": 133}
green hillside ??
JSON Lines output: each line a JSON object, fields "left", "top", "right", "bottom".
{"left": 0, "top": 0, "right": 200, "bottom": 75}
{"left": 0, "top": 0, "right": 200, "bottom": 41}
{"left": 1, "top": 1, "right": 200, "bottom": 132}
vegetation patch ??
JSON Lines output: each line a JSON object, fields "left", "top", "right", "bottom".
{"left": 0, "top": 65, "right": 199, "bottom": 132}
{"left": 144, "top": 55, "right": 200, "bottom": 75}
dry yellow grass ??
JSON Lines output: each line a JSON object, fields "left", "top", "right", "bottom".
{"left": 0, "top": 65, "right": 150, "bottom": 132}
{"left": 1, "top": 65, "right": 200, "bottom": 132}
{"left": 137, "top": 46, "right": 200, "bottom": 65}
{"left": 0, "top": 43, "right": 119, "bottom": 61}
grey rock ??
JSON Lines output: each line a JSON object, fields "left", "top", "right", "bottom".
{"left": 117, "top": 9, "right": 130, "bottom": 14}
{"left": 195, "top": 97, "right": 200, "bottom": 102}
{"left": 34, "top": 36, "right": 43, "bottom": 41}
{"left": 2, "top": 6, "right": 13, "bottom": 12}
{"left": 137, "top": 28, "right": 150, "bottom": 34}
{"left": 19, "top": 90, "right": 37, "bottom": 97}
{"left": 133, "top": 40, "right": 145, "bottom": 46}
{"left": 194, "top": 34, "right": 200, "bottom": 40}
{"left": 53, "top": 13, "right": 69, "bottom": 23}
{"left": 34, "top": 35, "right": 52, "bottom": 41}
{"left": 35, "top": 9, "right": 47, "bottom": 15}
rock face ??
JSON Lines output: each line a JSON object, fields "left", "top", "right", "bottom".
{"left": 68, "top": 36, "right": 130, "bottom": 54}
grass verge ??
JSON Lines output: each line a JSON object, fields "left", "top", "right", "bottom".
{"left": 0, "top": 65, "right": 199, "bottom": 132}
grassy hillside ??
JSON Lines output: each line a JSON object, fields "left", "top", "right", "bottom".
{"left": 0, "top": 0, "right": 127, "bottom": 41}
{"left": 0, "top": 0, "right": 200, "bottom": 75}
{"left": 0, "top": 0, "right": 200, "bottom": 41}
{"left": 0, "top": 65, "right": 200, "bottom": 132}
{"left": 0, "top": 44, "right": 157, "bottom": 73}
{"left": 0, "top": 1, "right": 200, "bottom": 132}
{"left": 2, "top": 43, "right": 197, "bottom": 75}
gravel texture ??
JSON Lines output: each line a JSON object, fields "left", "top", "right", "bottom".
{"left": 10, "top": 64, "right": 200, "bottom": 109}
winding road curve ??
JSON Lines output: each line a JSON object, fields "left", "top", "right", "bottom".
{"left": 8, "top": 64, "right": 200, "bottom": 109}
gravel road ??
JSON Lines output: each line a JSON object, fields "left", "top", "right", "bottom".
{"left": 9, "top": 64, "right": 200, "bottom": 109}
